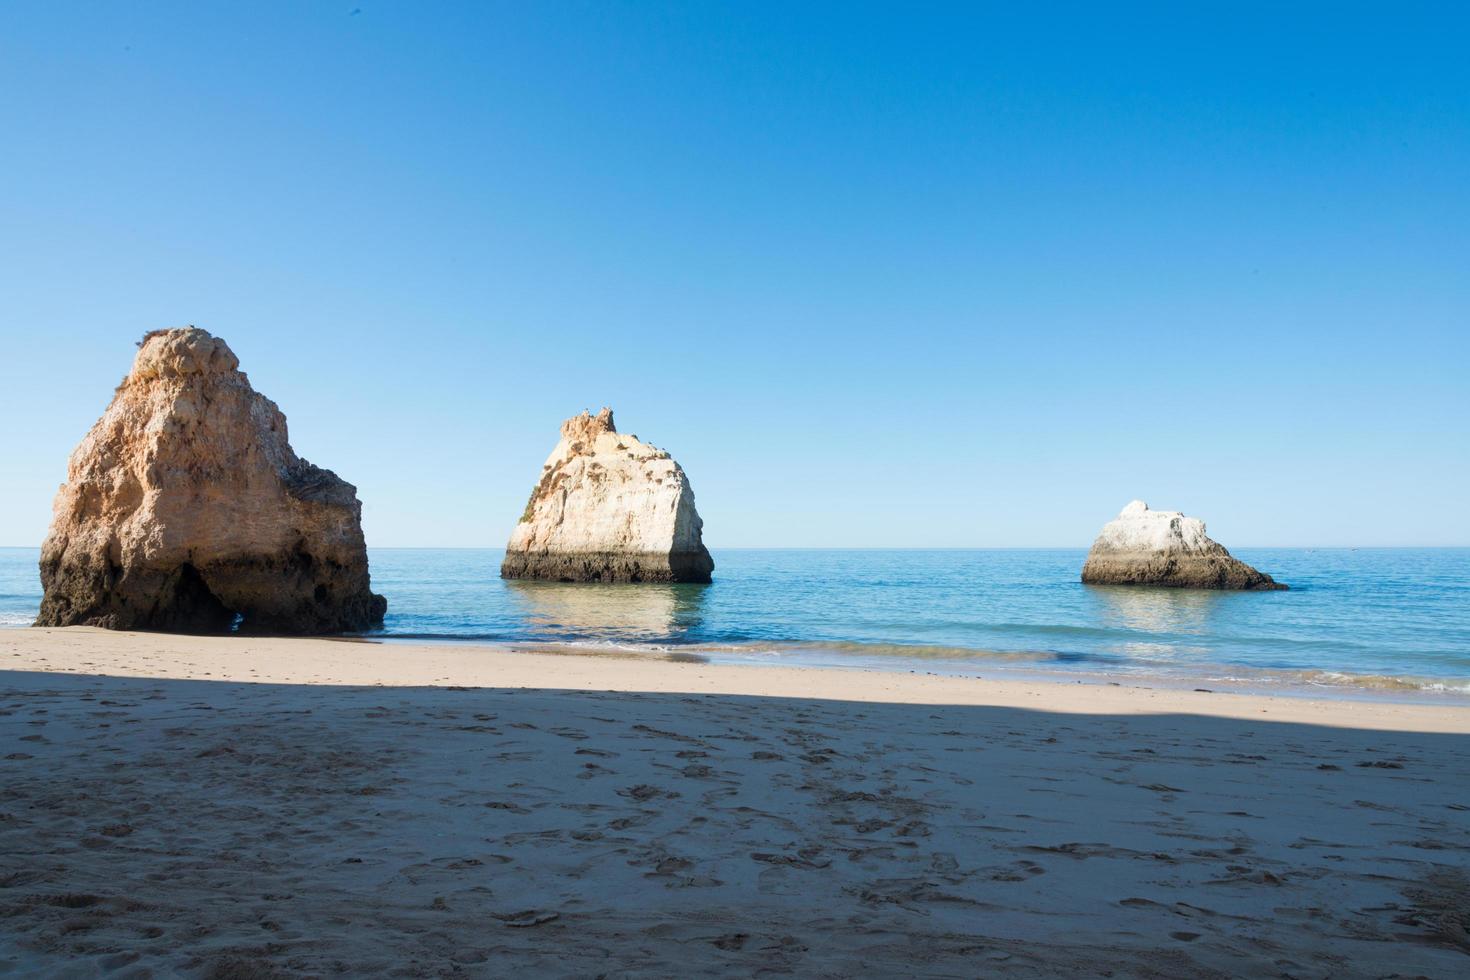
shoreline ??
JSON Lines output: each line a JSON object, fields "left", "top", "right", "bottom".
{"left": 393, "top": 634, "right": 1470, "bottom": 706}
{"left": 6, "top": 626, "right": 1468, "bottom": 730}
{"left": 4, "top": 623, "right": 1470, "bottom": 705}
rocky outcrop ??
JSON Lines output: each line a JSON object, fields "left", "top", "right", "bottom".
{"left": 1081, "top": 500, "right": 1286, "bottom": 591}
{"left": 36, "top": 327, "right": 386, "bottom": 634}
{"left": 502, "top": 408, "right": 714, "bottom": 583}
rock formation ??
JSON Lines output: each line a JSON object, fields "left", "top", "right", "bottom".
{"left": 36, "top": 327, "right": 386, "bottom": 633}
{"left": 1081, "top": 500, "right": 1286, "bottom": 591}
{"left": 501, "top": 408, "right": 714, "bottom": 583}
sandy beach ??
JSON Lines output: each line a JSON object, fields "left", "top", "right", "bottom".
{"left": 3, "top": 628, "right": 1468, "bottom": 977}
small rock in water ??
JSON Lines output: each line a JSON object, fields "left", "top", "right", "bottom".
{"left": 1080, "top": 500, "right": 1286, "bottom": 590}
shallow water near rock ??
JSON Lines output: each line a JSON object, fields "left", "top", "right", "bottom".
{"left": 4, "top": 546, "right": 1468, "bottom": 698}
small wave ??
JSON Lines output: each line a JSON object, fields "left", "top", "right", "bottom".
{"left": 668, "top": 639, "right": 1069, "bottom": 665}
{"left": 379, "top": 631, "right": 515, "bottom": 644}
{"left": 1178, "top": 667, "right": 1470, "bottom": 696}
{"left": 1293, "top": 669, "right": 1470, "bottom": 694}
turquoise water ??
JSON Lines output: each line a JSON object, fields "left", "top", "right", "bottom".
{"left": 5, "top": 546, "right": 1468, "bottom": 697}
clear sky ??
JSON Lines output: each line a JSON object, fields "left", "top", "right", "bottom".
{"left": 1, "top": 2, "right": 1466, "bottom": 548}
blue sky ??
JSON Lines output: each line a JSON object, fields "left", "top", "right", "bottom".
{"left": 1, "top": 2, "right": 1465, "bottom": 548}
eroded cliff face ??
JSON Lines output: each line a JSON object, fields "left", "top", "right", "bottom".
{"left": 501, "top": 408, "right": 714, "bottom": 583}
{"left": 1080, "top": 500, "right": 1286, "bottom": 591}
{"left": 36, "top": 328, "right": 386, "bottom": 633}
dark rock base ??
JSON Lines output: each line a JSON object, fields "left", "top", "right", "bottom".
{"left": 1081, "top": 554, "right": 1286, "bottom": 591}
{"left": 500, "top": 549, "right": 715, "bottom": 584}
{"left": 35, "top": 550, "right": 387, "bottom": 634}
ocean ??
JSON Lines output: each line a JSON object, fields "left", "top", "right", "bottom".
{"left": 4, "top": 547, "right": 1468, "bottom": 698}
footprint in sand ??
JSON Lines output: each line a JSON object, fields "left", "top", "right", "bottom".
{"left": 493, "top": 909, "right": 560, "bottom": 927}
{"left": 711, "top": 933, "right": 749, "bottom": 950}
{"left": 608, "top": 812, "right": 657, "bottom": 830}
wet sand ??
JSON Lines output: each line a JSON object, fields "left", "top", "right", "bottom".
{"left": 3, "top": 627, "right": 1468, "bottom": 977}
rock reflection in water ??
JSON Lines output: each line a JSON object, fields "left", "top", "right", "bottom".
{"left": 503, "top": 580, "right": 708, "bottom": 644}
{"left": 1083, "top": 583, "right": 1223, "bottom": 636}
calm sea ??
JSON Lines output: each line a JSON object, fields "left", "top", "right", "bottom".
{"left": 4, "top": 547, "right": 1468, "bottom": 698}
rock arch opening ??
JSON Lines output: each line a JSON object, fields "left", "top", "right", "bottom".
{"left": 163, "top": 563, "right": 236, "bottom": 634}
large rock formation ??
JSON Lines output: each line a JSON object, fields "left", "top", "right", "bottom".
{"left": 1081, "top": 500, "right": 1286, "bottom": 591}
{"left": 36, "top": 327, "right": 386, "bottom": 634}
{"left": 502, "top": 408, "right": 714, "bottom": 583}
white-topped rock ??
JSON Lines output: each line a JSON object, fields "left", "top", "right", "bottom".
{"left": 501, "top": 408, "right": 713, "bottom": 583}
{"left": 1081, "top": 500, "right": 1285, "bottom": 590}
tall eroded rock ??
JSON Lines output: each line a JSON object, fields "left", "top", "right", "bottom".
{"left": 36, "top": 328, "right": 387, "bottom": 633}
{"left": 502, "top": 408, "right": 714, "bottom": 583}
{"left": 1080, "top": 500, "right": 1286, "bottom": 591}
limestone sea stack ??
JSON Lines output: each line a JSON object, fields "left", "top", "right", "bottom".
{"left": 1081, "top": 500, "right": 1286, "bottom": 591}
{"left": 36, "top": 328, "right": 387, "bottom": 633}
{"left": 501, "top": 408, "right": 714, "bottom": 583}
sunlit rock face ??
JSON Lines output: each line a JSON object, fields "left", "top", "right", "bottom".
{"left": 1080, "top": 500, "right": 1286, "bottom": 591}
{"left": 501, "top": 408, "right": 714, "bottom": 583}
{"left": 36, "top": 327, "right": 386, "bottom": 633}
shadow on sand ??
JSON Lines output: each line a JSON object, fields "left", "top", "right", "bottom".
{"left": 1, "top": 669, "right": 1467, "bottom": 977}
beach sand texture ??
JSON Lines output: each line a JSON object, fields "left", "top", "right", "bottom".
{"left": 3, "top": 629, "right": 1468, "bottom": 977}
